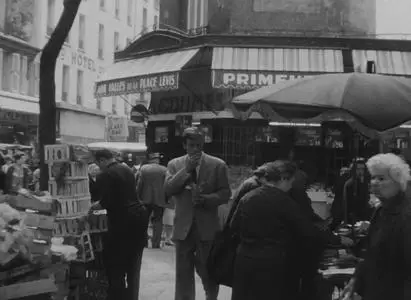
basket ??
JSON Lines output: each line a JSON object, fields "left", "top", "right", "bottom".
{"left": 45, "top": 145, "right": 71, "bottom": 163}
{"left": 48, "top": 180, "right": 89, "bottom": 198}
{"left": 48, "top": 162, "right": 88, "bottom": 181}
{"left": 53, "top": 218, "right": 88, "bottom": 236}
{"left": 87, "top": 213, "right": 108, "bottom": 233}
{"left": 55, "top": 196, "right": 91, "bottom": 218}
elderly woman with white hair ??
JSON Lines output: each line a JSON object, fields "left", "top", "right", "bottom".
{"left": 342, "top": 153, "right": 411, "bottom": 300}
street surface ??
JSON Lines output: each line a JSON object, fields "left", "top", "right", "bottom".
{"left": 139, "top": 246, "right": 232, "bottom": 300}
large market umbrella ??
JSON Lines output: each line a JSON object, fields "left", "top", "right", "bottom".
{"left": 231, "top": 73, "right": 411, "bottom": 132}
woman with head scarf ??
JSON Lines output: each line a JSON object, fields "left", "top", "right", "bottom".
{"left": 230, "top": 161, "right": 331, "bottom": 300}
{"left": 342, "top": 153, "right": 411, "bottom": 300}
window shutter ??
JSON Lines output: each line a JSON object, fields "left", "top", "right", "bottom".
{"left": 0, "top": 49, "right": 3, "bottom": 90}
{"left": 11, "top": 53, "right": 21, "bottom": 93}
{"left": 34, "top": 61, "right": 40, "bottom": 97}
{"left": 20, "top": 56, "right": 28, "bottom": 95}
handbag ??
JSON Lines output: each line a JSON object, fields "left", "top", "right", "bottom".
{"left": 207, "top": 226, "right": 239, "bottom": 287}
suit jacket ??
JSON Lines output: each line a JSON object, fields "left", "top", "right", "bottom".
{"left": 165, "top": 153, "right": 231, "bottom": 241}
{"left": 137, "top": 163, "right": 168, "bottom": 207}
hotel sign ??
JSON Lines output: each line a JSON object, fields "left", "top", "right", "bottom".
{"left": 212, "top": 70, "right": 311, "bottom": 89}
{"left": 95, "top": 72, "right": 179, "bottom": 97}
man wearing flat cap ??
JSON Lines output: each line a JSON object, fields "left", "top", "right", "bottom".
{"left": 165, "top": 127, "right": 231, "bottom": 300}
{"left": 137, "top": 152, "right": 168, "bottom": 248}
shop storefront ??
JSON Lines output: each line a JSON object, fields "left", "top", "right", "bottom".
{"left": 95, "top": 30, "right": 411, "bottom": 185}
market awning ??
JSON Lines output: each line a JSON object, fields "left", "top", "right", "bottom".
{"left": 211, "top": 47, "right": 344, "bottom": 89}
{"left": 352, "top": 50, "right": 411, "bottom": 76}
{"left": 95, "top": 49, "right": 200, "bottom": 97}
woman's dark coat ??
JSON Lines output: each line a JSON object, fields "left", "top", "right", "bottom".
{"left": 230, "top": 185, "right": 328, "bottom": 300}
{"left": 354, "top": 189, "right": 411, "bottom": 300}
{"left": 4, "top": 165, "right": 29, "bottom": 194}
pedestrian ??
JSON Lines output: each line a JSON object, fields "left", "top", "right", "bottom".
{"left": 229, "top": 161, "right": 331, "bottom": 300}
{"left": 89, "top": 149, "right": 148, "bottom": 300}
{"left": 165, "top": 127, "right": 231, "bottom": 300}
{"left": 341, "top": 153, "right": 411, "bottom": 300}
{"left": 88, "top": 163, "right": 100, "bottom": 203}
{"left": 137, "top": 152, "right": 168, "bottom": 248}
{"left": 5, "top": 153, "right": 30, "bottom": 194}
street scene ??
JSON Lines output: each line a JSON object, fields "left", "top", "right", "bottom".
{"left": 1, "top": 0, "right": 411, "bottom": 300}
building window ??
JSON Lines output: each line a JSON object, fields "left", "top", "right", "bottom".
{"left": 127, "top": 0, "right": 133, "bottom": 26}
{"left": 142, "top": 8, "right": 148, "bottom": 33}
{"left": 9, "top": 53, "right": 21, "bottom": 93}
{"left": 154, "top": 15, "right": 159, "bottom": 29}
{"left": 20, "top": 56, "right": 28, "bottom": 95}
{"left": 187, "top": 0, "right": 208, "bottom": 30}
{"left": 114, "top": 31, "right": 119, "bottom": 51}
{"left": 154, "top": 0, "right": 160, "bottom": 10}
{"left": 99, "top": 0, "right": 105, "bottom": 10}
{"left": 78, "top": 14, "right": 85, "bottom": 50}
{"left": 28, "top": 60, "right": 40, "bottom": 97}
{"left": 112, "top": 96, "right": 117, "bottom": 114}
{"left": 115, "top": 0, "right": 120, "bottom": 19}
{"left": 126, "top": 38, "right": 131, "bottom": 46}
{"left": 62, "top": 65, "right": 70, "bottom": 102}
{"left": 76, "top": 70, "right": 84, "bottom": 105}
{"left": 124, "top": 96, "right": 130, "bottom": 115}
{"left": 98, "top": 24, "right": 104, "bottom": 59}
{"left": 47, "top": 0, "right": 56, "bottom": 35}
{"left": 96, "top": 97, "right": 102, "bottom": 110}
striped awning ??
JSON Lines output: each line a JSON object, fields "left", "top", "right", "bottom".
{"left": 95, "top": 49, "right": 200, "bottom": 97}
{"left": 212, "top": 47, "right": 344, "bottom": 89}
{"left": 352, "top": 50, "right": 411, "bottom": 76}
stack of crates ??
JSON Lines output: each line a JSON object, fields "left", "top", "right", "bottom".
{"left": 45, "top": 144, "right": 94, "bottom": 264}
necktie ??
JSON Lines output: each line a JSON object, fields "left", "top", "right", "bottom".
{"left": 191, "top": 168, "right": 197, "bottom": 184}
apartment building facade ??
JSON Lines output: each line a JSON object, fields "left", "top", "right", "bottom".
{"left": 0, "top": 0, "right": 159, "bottom": 146}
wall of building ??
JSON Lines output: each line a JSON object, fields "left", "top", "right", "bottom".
{"left": 229, "top": 0, "right": 376, "bottom": 36}
{"left": 36, "top": 0, "right": 159, "bottom": 117}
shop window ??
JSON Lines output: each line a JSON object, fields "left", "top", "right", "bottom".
{"left": 127, "top": 0, "right": 133, "bottom": 26}
{"left": 19, "top": 55, "right": 28, "bottom": 95}
{"left": 62, "top": 65, "right": 70, "bottom": 102}
{"left": 76, "top": 70, "right": 84, "bottom": 105}
{"left": 115, "top": 0, "right": 120, "bottom": 19}
{"left": 112, "top": 96, "right": 117, "bottom": 114}
{"left": 98, "top": 24, "right": 104, "bottom": 59}
{"left": 78, "top": 14, "right": 85, "bottom": 50}
{"left": 47, "top": 0, "right": 56, "bottom": 36}
{"left": 114, "top": 31, "right": 120, "bottom": 51}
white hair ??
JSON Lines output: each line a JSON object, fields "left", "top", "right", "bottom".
{"left": 366, "top": 153, "right": 411, "bottom": 191}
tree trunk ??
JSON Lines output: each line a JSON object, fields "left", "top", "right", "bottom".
{"left": 39, "top": 0, "right": 82, "bottom": 191}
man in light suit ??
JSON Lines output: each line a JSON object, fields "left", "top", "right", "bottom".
{"left": 137, "top": 152, "right": 168, "bottom": 248}
{"left": 165, "top": 127, "right": 231, "bottom": 300}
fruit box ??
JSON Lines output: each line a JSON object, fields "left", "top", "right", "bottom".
{"left": 55, "top": 196, "right": 91, "bottom": 218}
{"left": 48, "top": 180, "right": 90, "bottom": 198}
{"left": 48, "top": 162, "right": 88, "bottom": 180}
{"left": 0, "top": 277, "right": 57, "bottom": 299}
{"left": 44, "top": 144, "right": 71, "bottom": 163}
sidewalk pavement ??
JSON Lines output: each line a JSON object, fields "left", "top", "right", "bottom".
{"left": 139, "top": 246, "right": 232, "bottom": 300}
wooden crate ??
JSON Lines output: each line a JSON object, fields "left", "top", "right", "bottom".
{"left": 55, "top": 196, "right": 91, "bottom": 218}
{"left": 45, "top": 145, "right": 71, "bottom": 163}
{"left": 7, "top": 194, "right": 55, "bottom": 214}
{"left": 61, "top": 232, "right": 94, "bottom": 263}
{"left": 48, "top": 180, "right": 89, "bottom": 198}
{"left": 48, "top": 162, "right": 88, "bottom": 181}
{"left": 53, "top": 218, "right": 88, "bottom": 236}
{"left": 0, "top": 277, "right": 57, "bottom": 299}
{"left": 88, "top": 213, "right": 108, "bottom": 233}
{"left": 22, "top": 212, "right": 55, "bottom": 230}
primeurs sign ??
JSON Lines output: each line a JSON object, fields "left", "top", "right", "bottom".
{"left": 212, "top": 70, "right": 312, "bottom": 89}
{"left": 95, "top": 72, "right": 179, "bottom": 97}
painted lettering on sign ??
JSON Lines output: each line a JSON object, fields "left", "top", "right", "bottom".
{"left": 213, "top": 70, "right": 311, "bottom": 89}
{"left": 59, "top": 49, "right": 97, "bottom": 72}
{"left": 95, "top": 72, "right": 179, "bottom": 97}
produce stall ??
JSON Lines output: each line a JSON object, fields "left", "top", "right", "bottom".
{"left": 0, "top": 144, "right": 108, "bottom": 299}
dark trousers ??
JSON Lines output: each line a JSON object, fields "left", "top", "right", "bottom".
{"left": 145, "top": 204, "right": 164, "bottom": 248}
{"left": 174, "top": 223, "right": 219, "bottom": 300}
{"left": 232, "top": 251, "right": 289, "bottom": 300}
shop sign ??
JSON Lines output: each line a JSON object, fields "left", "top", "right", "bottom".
{"left": 212, "top": 70, "right": 310, "bottom": 89}
{"left": 150, "top": 92, "right": 226, "bottom": 114}
{"left": 0, "top": 110, "right": 38, "bottom": 125}
{"left": 107, "top": 116, "right": 129, "bottom": 142}
{"left": 95, "top": 72, "right": 179, "bottom": 98}
{"left": 59, "top": 48, "right": 97, "bottom": 72}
